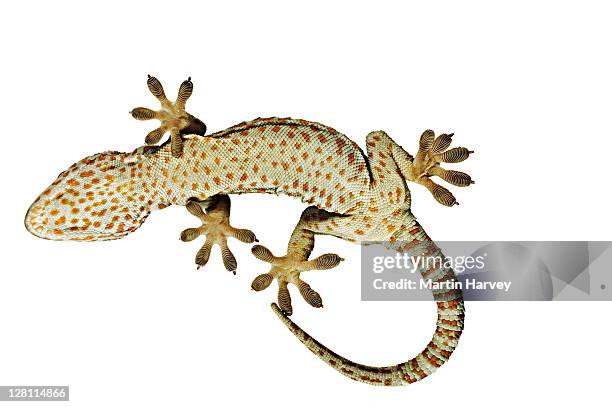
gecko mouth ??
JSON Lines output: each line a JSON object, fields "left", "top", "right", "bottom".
{"left": 25, "top": 149, "right": 160, "bottom": 241}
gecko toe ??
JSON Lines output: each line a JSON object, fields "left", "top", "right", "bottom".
{"left": 277, "top": 281, "right": 293, "bottom": 316}
{"left": 221, "top": 246, "right": 238, "bottom": 274}
{"left": 195, "top": 239, "right": 212, "bottom": 270}
{"left": 296, "top": 279, "right": 323, "bottom": 308}
{"left": 251, "top": 273, "right": 274, "bottom": 291}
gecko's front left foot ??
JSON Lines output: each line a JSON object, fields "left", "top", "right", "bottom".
{"left": 409, "top": 130, "right": 475, "bottom": 206}
{"left": 130, "top": 75, "right": 207, "bottom": 157}
{"left": 180, "top": 195, "right": 257, "bottom": 274}
{"left": 250, "top": 244, "right": 343, "bottom": 316}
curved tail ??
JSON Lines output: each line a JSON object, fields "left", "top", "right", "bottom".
{"left": 271, "top": 233, "right": 465, "bottom": 386}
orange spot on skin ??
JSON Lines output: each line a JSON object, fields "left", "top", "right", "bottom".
{"left": 335, "top": 139, "right": 346, "bottom": 154}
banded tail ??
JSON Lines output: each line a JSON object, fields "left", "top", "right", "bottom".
{"left": 271, "top": 232, "right": 465, "bottom": 386}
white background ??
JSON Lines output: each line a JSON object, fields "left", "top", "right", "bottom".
{"left": 1, "top": 1, "right": 610, "bottom": 405}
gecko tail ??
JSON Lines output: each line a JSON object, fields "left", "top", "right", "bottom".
{"left": 270, "top": 235, "right": 465, "bottom": 385}
{"left": 271, "top": 297, "right": 464, "bottom": 386}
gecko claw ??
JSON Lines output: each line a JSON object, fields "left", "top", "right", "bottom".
{"left": 181, "top": 196, "right": 256, "bottom": 273}
{"left": 130, "top": 75, "right": 206, "bottom": 158}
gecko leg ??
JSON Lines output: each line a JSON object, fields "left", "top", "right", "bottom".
{"left": 250, "top": 207, "right": 344, "bottom": 316}
{"left": 130, "top": 75, "right": 207, "bottom": 157}
{"left": 180, "top": 195, "right": 257, "bottom": 274}
{"left": 368, "top": 130, "right": 475, "bottom": 207}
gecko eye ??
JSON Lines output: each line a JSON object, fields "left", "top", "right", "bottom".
{"left": 121, "top": 145, "right": 159, "bottom": 164}
{"left": 133, "top": 145, "right": 159, "bottom": 155}
{"left": 25, "top": 150, "right": 165, "bottom": 241}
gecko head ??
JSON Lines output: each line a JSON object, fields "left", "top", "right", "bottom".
{"left": 25, "top": 146, "right": 167, "bottom": 241}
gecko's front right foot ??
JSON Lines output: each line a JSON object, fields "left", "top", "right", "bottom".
{"left": 180, "top": 195, "right": 257, "bottom": 274}
{"left": 130, "top": 75, "right": 207, "bottom": 157}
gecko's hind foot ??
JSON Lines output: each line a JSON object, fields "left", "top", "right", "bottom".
{"left": 180, "top": 195, "right": 257, "bottom": 274}
{"left": 409, "top": 130, "right": 474, "bottom": 206}
{"left": 250, "top": 244, "right": 343, "bottom": 316}
{"left": 130, "top": 75, "right": 207, "bottom": 158}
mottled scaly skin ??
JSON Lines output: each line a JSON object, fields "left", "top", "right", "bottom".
{"left": 25, "top": 117, "right": 465, "bottom": 386}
